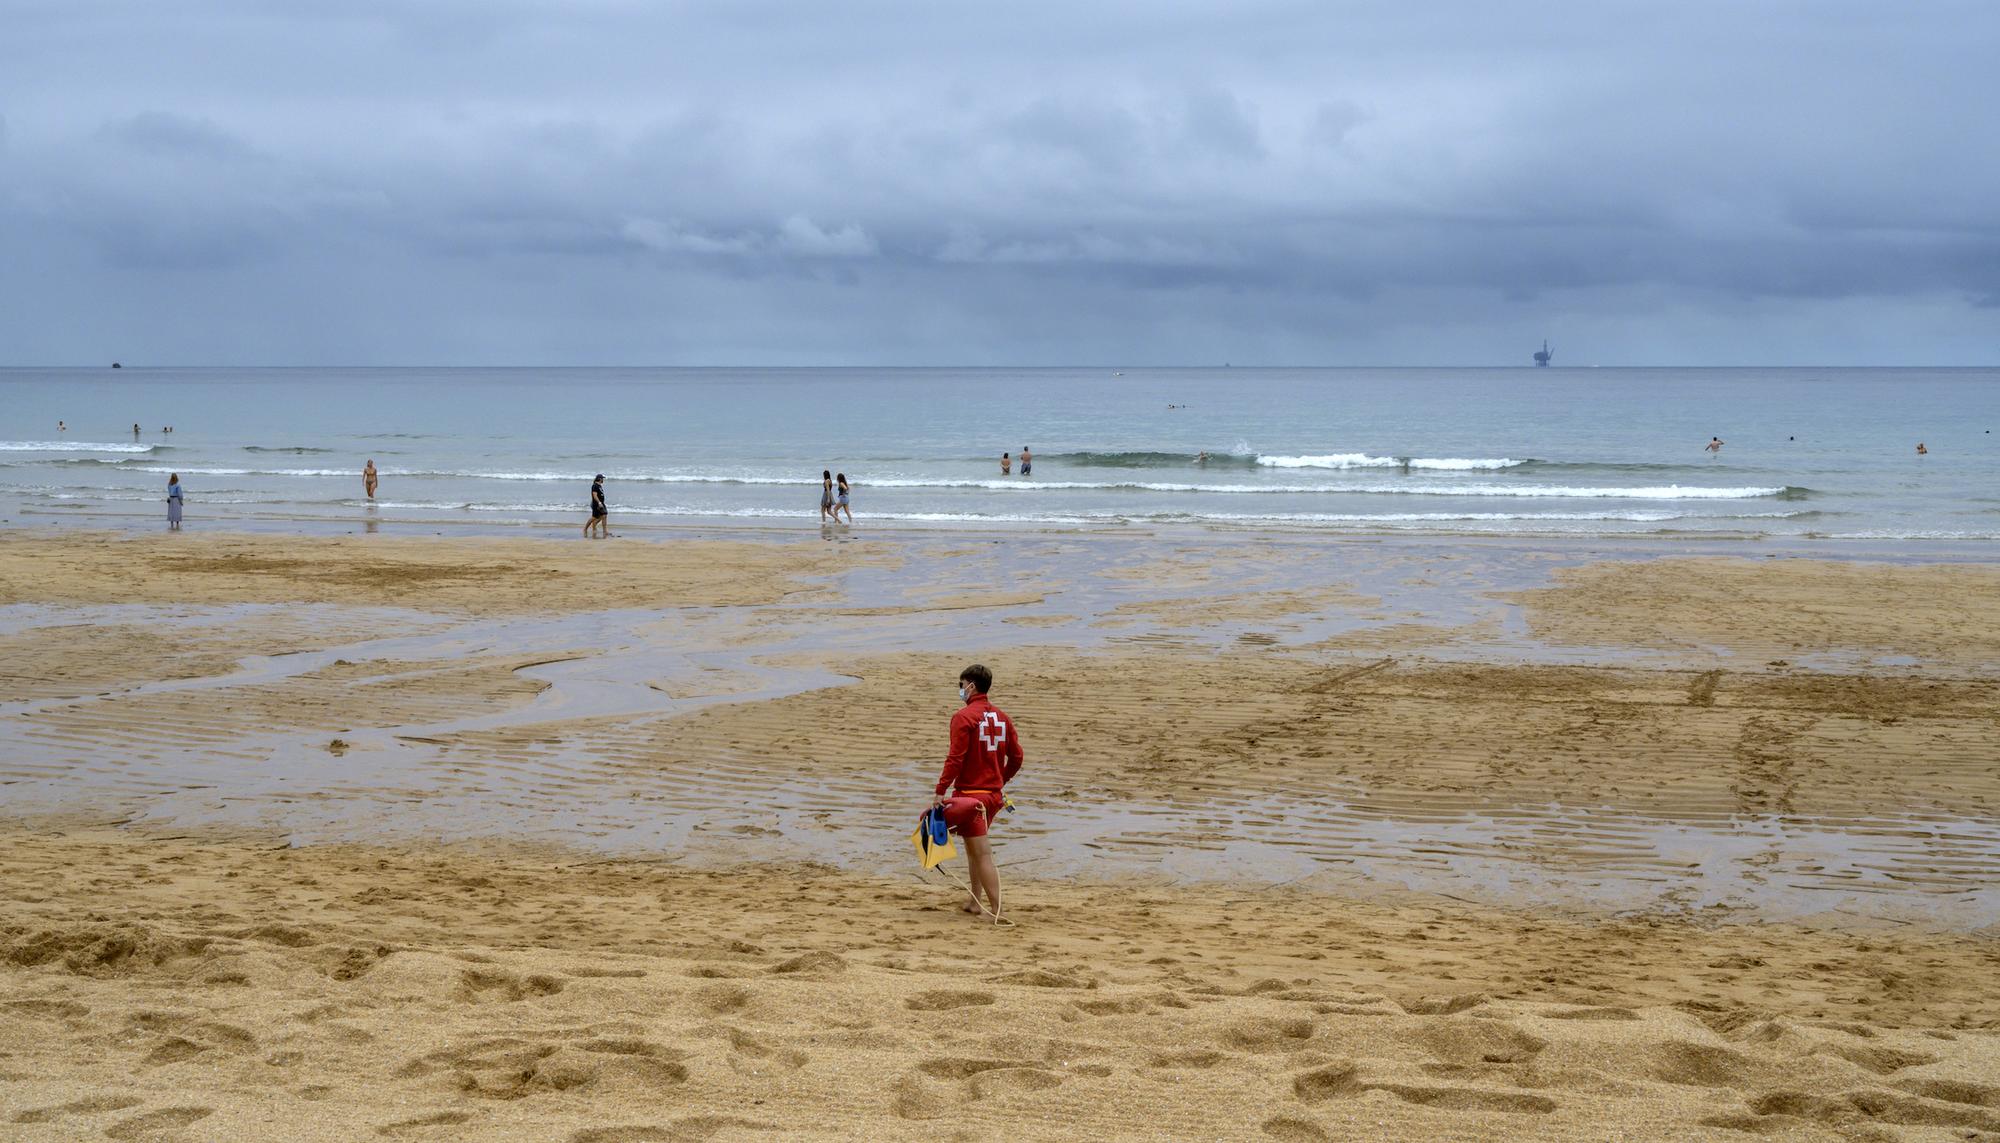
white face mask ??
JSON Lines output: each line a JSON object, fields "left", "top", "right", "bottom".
{"left": 958, "top": 686, "right": 968, "bottom": 702}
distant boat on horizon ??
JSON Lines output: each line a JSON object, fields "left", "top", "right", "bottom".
{"left": 1533, "top": 340, "right": 1553, "bottom": 367}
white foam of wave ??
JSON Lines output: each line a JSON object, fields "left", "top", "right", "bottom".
{"left": 397, "top": 501, "right": 1816, "bottom": 525}
{"left": 129, "top": 465, "right": 351, "bottom": 477}
{"left": 118, "top": 465, "right": 1791, "bottom": 499}
{"left": 2, "top": 440, "right": 153, "bottom": 453}
{"left": 41, "top": 492, "right": 272, "bottom": 504}
{"left": 1809, "top": 529, "right": 2000, "bottom": 540}
{"left": 1257, "top": 453, "right": 1522, "bottom": 470}
{"left": 1195, "top": 510, "right": 1814, "bottom": 523}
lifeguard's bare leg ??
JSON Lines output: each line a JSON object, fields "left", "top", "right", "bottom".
{"left": 962, "top": 835, "right": 1000, "bottom": 918}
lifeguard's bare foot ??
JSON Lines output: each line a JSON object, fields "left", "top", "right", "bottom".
{"left": 961, "top": 898, "right": 982, "bottom": 915}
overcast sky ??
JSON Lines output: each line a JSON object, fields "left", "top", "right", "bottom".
{"left": 2, "top": 0, "right": 1996, "bottom": 365}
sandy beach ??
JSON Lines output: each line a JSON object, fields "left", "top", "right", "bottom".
{"left": 4, "top": 528, "right": 1999, "bottom": 1140}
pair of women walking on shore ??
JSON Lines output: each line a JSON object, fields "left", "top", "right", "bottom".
{"left": 821, "top": 470, "right": 852, "bottom": 524}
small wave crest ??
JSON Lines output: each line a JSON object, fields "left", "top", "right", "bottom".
{"left": 110, "top": 465, "right": 1807, "bottom": 499}
{"left": 1256, "top": 453, "right": 1526, "bottom": 471}
{"left": 1, "top": 440, "right": 156, "bottom": 454}
{"left": 243, "top": 445, "right": 337, "bottom": 454}
{"left": 1055, "top": 450, "right": 1259, "bottom": 468}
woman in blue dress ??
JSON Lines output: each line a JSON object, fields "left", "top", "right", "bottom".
{"left": 166, "top": 473, "right": 184, "bottom": 530}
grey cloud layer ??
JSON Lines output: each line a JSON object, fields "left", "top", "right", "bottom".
{"left": 3, "top": 1, "right": 1996, "bottom": 363}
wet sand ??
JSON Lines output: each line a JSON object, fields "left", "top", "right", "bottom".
{"left": 3, "top": 529, "right": 1999, "bottom": 1140}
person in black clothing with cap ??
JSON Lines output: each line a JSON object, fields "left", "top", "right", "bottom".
{"left": 584, "top": 474, "right": 607, "bottom": 538}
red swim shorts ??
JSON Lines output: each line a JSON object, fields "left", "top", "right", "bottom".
{"left": 940, "top": 793, "right": 1003, "bottom": 839}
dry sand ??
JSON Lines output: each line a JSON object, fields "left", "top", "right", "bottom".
{"left": 3, "top": 530, "right": 1998, "bottom": 1140}
{"left": 4, "top": 829, "right": 1999, "bottom": 1142}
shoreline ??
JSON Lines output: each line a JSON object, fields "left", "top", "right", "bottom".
{"left": 9, "top": 508, "right": 2000, "bottom": 564}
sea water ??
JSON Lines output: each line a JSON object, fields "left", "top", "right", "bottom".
{"left": 4, "top": 366, "right": 1997, "bottom": 539}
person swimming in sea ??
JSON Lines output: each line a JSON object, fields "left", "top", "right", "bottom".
{"left": 1000, "top": 452, "right": 1011, "bottom": 475}
{"left": 1018, "top": 446, "right": 1031, "bottom": 477}
{"left": 1916, "top": 442, "right": 1928, "bottom": 455}
{"left": 1705, "top": 436, "right": 1724, "bottom": 453}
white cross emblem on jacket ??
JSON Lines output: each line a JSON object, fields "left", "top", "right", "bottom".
{"left": 978, "top": 711, "right": 1007, "bottom": 751}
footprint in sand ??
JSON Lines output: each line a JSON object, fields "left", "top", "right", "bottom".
{"left": 917, "top": 1057, "right": 1040, "bottom": 1081}
{"left": 903, "top": 989, "right": 994, "bottom": 1011}
{"left": 1753, "top": 1089, "right": 2000, "bottom": 1134}
{"left": 1261, "top": 1116, "right": 1334, "bottom": 1142}
{"left": 142, "top": 1037, "right": 208, "bottom": 1066}
{"left": 455, "top": 967, "right": 564, "bottom": 1002}
{"left": 402, "top": 1036, "right": 689, "bottom": 1101}
{"left": 1640, "top": 1041, "right": 1774, "bottom": 1088}
{"left": 890, "top": 1074, "right": 954, "bottom": 1121}
{"left": 1371, "top": 1085, "right": 1557, "bottom": 1114}
{"left": 9, "top": 1095, "right": 142, "bottom": 1124}
{"left": 1219, "top": 1015, "right": 1315, "bottom": 1052}
{"left": 912, "top": 1057, "right": 1065, "bottom": 1101}
{"left": 766, "top": 951, "right": 847, "bottom": 977}
{"left": 695, "top": 982, "right": 756, "bottom": 1015}
{"left": 993, "top": 968, "right": 1088, "bottom": 989}
{"left": 1073, "top": 995, "right": 1152, "bottom": 1017}
{"left": 1543, "top": 1005, "right": 1641, "bottom": 1021}
{"left": 1897, "top": 1079, "right": 2000, "bottom": 1107}
{"left": 686, "top": 964, "right": 748, "bottom": 979}
{"left": 967, "top": 1067, "right": 1063, "bottom": 1098}
{"left": 103, "top": 1107, "right": 214, "bottom": 1139}
{"left": 376, "top": 1110, "right": 474, "bottom": 1137}
{"left": 1292, "top": 1063, "right": 1363, "bottom": 1102}
{"left": 567, "top": 1115, "right": 780, "bottom": 1142}
{"left": 1291, "top": 1062, "right": 1556, "bottom": 1115}
{"left": 1825, "top": 1044, "right": 1939, "bottom": 1074}
{"left": 1394, "top": 992, "right": 1486, "bottom": 1016}
{"left": 3, "top": 998, "right": 91, "bottom": 1022}
{"left": 723, "top": 1027, "right": 809, "bottom": 1075}
{"left": 1412, "top": 1018, "right": 1546, "bottom": 1067}
{"left": 1148, "top": 1048, "right": 1228, "bottom": 1069}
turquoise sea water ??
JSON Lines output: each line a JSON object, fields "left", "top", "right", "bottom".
{"left": 4, "top": 366, "right": 1997, "bottom": 539}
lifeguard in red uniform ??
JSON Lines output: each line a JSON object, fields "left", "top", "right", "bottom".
{"left": 932, "top": 663, "right": 1023, "bottom": 920}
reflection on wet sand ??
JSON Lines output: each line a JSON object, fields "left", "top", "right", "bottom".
{"left": 4, "top": 531, "right": 1997, "bottom": 927}
{"left": 6, "top": 529, "right": 2000, "bottom": 1140}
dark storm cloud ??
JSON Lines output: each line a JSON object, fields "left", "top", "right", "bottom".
{"left": 1, "top": 0, "right": 1996, "bottom": 363}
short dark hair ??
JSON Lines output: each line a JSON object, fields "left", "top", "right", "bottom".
{"left": 959, "top": 664, "right": 992, "bottom": 694}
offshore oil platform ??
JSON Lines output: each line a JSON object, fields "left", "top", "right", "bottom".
{"left": 1533, "top": 340, "right": 1553, "bottom": 366}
